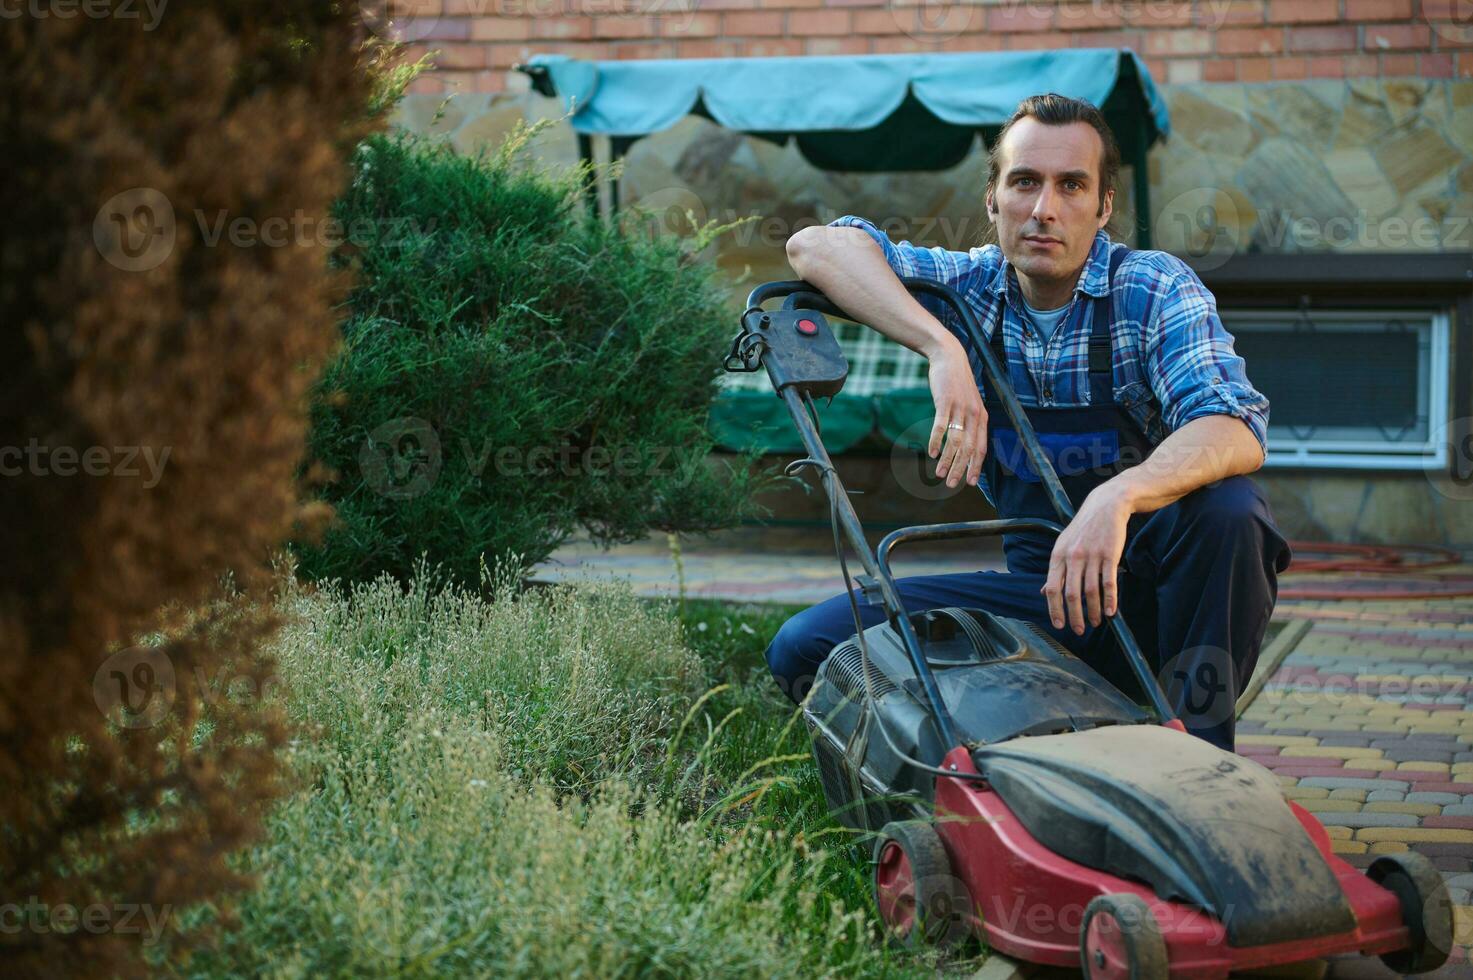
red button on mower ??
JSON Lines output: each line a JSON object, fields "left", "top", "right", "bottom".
{"left": 796, "top": 317, "right": 818, "bottom": 336}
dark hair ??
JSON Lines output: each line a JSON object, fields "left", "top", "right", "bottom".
{"left": 985, "top": 93, "right": 1121, "bottom": 220}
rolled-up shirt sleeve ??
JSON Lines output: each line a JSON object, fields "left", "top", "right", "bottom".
{"left": 825, "top": 214, "right": 992, "bottom": 342}
{"left": 1142, "top": 255, "right": 1271, "bottom": 453}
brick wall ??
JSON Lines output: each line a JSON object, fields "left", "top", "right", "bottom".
{"left": 396, "top": 0, "right": 1473, "bottom": 94}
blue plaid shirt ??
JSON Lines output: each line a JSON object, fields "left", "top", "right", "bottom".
{"left": 829, "top": 216, "right": 1270, "bottom": 452}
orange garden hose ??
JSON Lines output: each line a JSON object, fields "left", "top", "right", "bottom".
{"left": 1279, "top": 541, "right": 1473, "bottom": 601}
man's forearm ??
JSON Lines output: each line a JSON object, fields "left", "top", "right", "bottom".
{"left": 786, "top": 227, "right": 963, "bottom": 361}
{"left": 1103, "top": 414, "right": 1266, "bottom": 515}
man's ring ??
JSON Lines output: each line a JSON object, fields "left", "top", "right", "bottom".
{"left": 947, "top": 422, "right": 965, "bottom": 431}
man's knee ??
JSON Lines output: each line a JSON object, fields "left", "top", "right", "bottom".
{"left": 764, "top": 606, "right": 832, "bottom": 705}
{"left": 1176, "top": 475, "right": 1268, "bottom": 535}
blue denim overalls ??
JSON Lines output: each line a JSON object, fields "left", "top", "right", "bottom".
{"left": 767, "top": 248, "right": 1291, "bottom": 751}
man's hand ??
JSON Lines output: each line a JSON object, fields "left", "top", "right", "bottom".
{"left": 1040, "top": 414, "right": 1266, "bottom": 634}
{"left": 786, "top": 226, "right": 989, "bottom": 490}
{"left": 1042, "top": 482, "right": 1131, "bottom": 634}
{"left": 927, "top": 347, "right": 987, "bottom": 489}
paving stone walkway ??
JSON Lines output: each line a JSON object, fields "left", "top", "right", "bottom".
{"left": 532, "top": 530, "right": 1473, "bottom": 976}
{"left": 1238, "top": 593, "right": 1473, "bottom": 978}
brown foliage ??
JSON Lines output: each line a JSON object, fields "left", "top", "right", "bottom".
{"left": 0, "top": 3, "right": 376, "bottom": 975}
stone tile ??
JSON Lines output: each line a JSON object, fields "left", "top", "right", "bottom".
{"left": 1283, "top": 787, "right": 1332, "bottom": 800}
{"left": 1282, "top": 746, "right": 1386, "bottom": 760}
{"left": 1368, "top": 841, "right": 1411, "bottom": 854}
{"left": 1363, "top": 802, "right": 1443, "bottom": 816}
{"left": 1317, "top": 812, "right": 1420, "bottom": 829}
{"left": 1367, "top": 789, "right": 1407, "bottom": 802}
{"left": 1329, "top": 789, "right": 1370, "bottom": 802}
{"left": 1299, "top": 799, "right": 1366, "bottom": 813}
{"left": 1408, "top": 792, "right": 1469, "bottom": 805}
{"left": 1355, "top": 828, "right": 1473, "bottom": 843}
{"left": 1303, "top": 777, "right": 1409, "bottom": 792}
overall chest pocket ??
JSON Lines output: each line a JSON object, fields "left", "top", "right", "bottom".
{"left": 989, "top": 428, "right": 1123, "bottom": 482}
{"left": 1112, "top": 380, "right": 1166, "bottom": 445}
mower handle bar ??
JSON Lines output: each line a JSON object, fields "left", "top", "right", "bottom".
{"left": 746, "top": 279, "right": 1178, "bottom": 731}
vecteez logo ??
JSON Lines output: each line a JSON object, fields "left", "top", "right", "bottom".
{"left": 360, "top": 417, "right": 442, "bottom": 500}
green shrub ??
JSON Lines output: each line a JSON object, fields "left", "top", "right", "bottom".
{"left": 295, "top": 128, "right": 770, "bottom": 587}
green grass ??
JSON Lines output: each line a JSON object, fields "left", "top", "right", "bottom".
{"left": 155, "top": 577, "right": 983, "bottom": 978}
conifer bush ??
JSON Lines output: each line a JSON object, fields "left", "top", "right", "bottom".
{"left": 296, "top": 129, "right": 769, "bottom": 586}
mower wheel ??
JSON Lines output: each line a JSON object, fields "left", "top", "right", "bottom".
{"left": 872, "top": 820, "right": 971, "bottom": 949}
{"left": 1368, "top": 851, "right": 1454, "bottom": 973}
{"left": 1080, "top": 893, "right": 1167, "bottom": 980}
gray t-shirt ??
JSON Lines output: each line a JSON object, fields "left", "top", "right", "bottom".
{"left": 1020, "top": 295, "right": 1070, "bottom": 344}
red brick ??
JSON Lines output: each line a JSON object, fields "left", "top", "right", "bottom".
{"left": 1273, "top": 56, "right": 1311, "bottom": 78}
{"left": 1345, "top": 0, "right": 1412, "bottom": 18}
{"left": 938, "top": 33, "right": 1006, "bottom": 53}
{"left": 806, "top": 36, "right": 870, "bottom": 55}
{"left": 825, "top": 0, "right": 885, "bottom": 7}
{"left": 1139, "top": 1, "right": 1196, "bottom": 27}
{"left": 471, "top": 18, "right": 531, "bottom": 40}
{"left": 1055, "top": 1, "right": 1123, "bottom": 31}
{"left": 1236, "top": 55, "right": 1274, "bottom": 80}
{"left": 407, "top": 74, "right": 449, "bottom": 94}
{"left": 746, "top": 38, "right": 804, "bottom": 56}
{"left": 1287, "top": 25, "right": 1359, "bottom": 53}
{"left": 610, "top": 40, "right": 677, "bottom": 58}
{"left": 789, "top": 9, "right": 849, "bottom": 34}
{"left": 661, "top": 12, "right": 718, "bottom": 37}
{"left": 674, "top": 38, "right": 740, "bottom": 57}
{"left": 1070, "top": 30, "right": 1147, "bottom": 52}
{"left": 434, "top": 43, "right": 489, "bottom": 68}
{"left": 767, "top": 0, "right": 826, "bottom": 7}
{"left": 1268, "top": 0, "right": 1338, "bottom": 23}
{"left": 872, "top": 35, "right": 926, "bottom": 53}
{"left": 592, "top": 15, "right": 655, "bottom": 39}
{"left": 692, "top": 0, "right": 758, "bottom": 8}
{"left": 1381, "top": 51, "right": 1419, "bottom": 73}
{"left": 1216, "top": 26, "right": 1283, "bottom": 54}
{"left": 532, "top": 16, "right": 593, "bottom": 40}
{"left": 987, "top": 4, "right": 1054, "bottom": 32}
{"left": 1205, "top": 0, "right": 1267, "bottom": 26}
{"left": 1422, "top": 52, "right": 1456, "bottom": 76}
{"left": 487, "top": 42, "right": 528, "bottom": 67}
{"left": 1366, "top": 23, "right": 1432, "bottom": 50}
{"left": 1342, "top": 53, "right": 1380, "bottom": 75}
{"left": 1007, "top": 31, "right": 1058, "bottom": 50}
{"left": 722, "top": 10, "right": 785, "bottom": 34}
{"left": 1204, "top": 58, "right": 1239, "bottom": 80}
{"left": 849, "top": 9, "right": 886, "bottom": 32}
{"left": 1146, "top": 28, "right": 1212, "bottom": 56}
{"left": 420, "top": 17, "right": 471, "bottom": 40}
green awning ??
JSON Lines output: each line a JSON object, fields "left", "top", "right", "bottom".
{"left": 519, "top": 49, "right": 1168, "bottom": 173}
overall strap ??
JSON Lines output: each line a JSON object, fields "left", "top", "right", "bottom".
{"left": 1087, "top": 244, "right": 1132, "bottom": 399}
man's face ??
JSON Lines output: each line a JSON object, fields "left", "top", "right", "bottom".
{"left": 986, "top": 117, "right": 1114, "bottom": 286}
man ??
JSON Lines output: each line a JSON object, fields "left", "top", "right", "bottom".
{"left": 765, "top": 93, "right": 1290, "bottom": 752}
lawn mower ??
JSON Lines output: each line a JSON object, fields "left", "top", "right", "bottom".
{"left": 724, "top": 277, "right": 1455, "bottom": 978}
